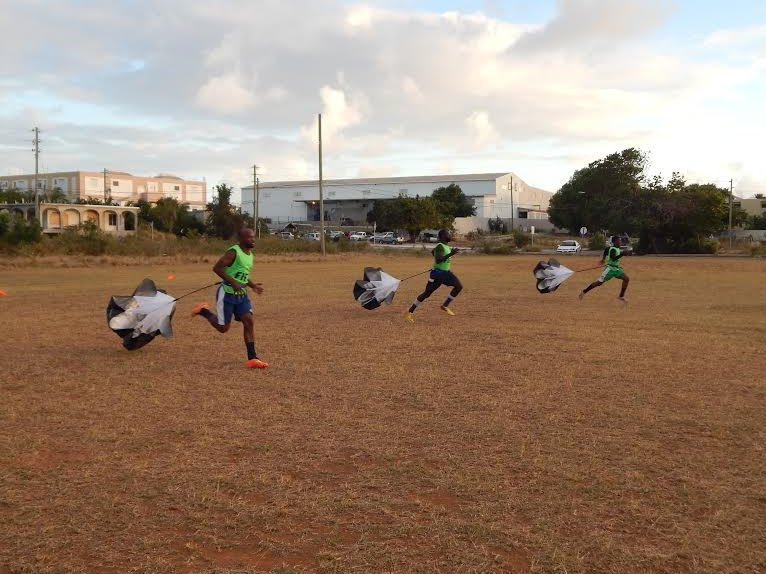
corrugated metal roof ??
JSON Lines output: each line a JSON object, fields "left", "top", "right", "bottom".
{"left": 249, "top": 173, "right": 511, "bottom": 189}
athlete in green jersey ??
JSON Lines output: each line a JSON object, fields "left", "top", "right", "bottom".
{"left": 191, "top": 228, "right": 268, "bottom": 368}
{"left": 579, "top": 237, "right": 630, "bottom": 303}
{"left": 405, "top": 229, "right": 463, "bottom": 322}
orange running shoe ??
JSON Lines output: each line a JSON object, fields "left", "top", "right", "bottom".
{"left": 191, "top": 302, "right": 209, "bottom": 317}
{"left": 246, "top": 359, "right": 269, "bottom": 369}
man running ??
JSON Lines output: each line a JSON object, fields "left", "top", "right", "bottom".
{"left": 579, "top": 237, "right": 630, "bottom": 303}
{"left": 405, "top": 229, "right": 462, "bottom": 323}
{"left": 192, "top": 228, "right": 269, "bottom": 368}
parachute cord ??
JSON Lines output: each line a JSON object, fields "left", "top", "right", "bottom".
{"left": 172, "top": 282, "right": 220, "bottom": 302}
{"left": 400, "top": 269, "right": 431, "bottom": 282}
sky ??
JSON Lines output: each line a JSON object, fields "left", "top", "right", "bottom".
{"left": 1, "top": 0, "right": 765, "bottom": 202}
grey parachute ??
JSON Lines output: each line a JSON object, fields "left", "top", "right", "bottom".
{"left": 353, "top": 267, "right": 402, "bottom": 310}
{"left": 107, "top": 278, "right": 176, "bottom": 350}
{"left": 533, "top": 259, "right": 574, "bottom": 293}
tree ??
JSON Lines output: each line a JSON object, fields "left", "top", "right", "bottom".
{"left": 173, "top": 203, "right": 206, "bottom": 237}
{"left": 748, "top": 214, "right": 766, "bottom": 230}
{"left": 206, "top": 183, "right": 245, "bottom": 239}
{"left": 151, "top": 197, "right": 180, "bottom": 233}
{"left": 548, "top": 148, "right": 647, "bottom": 234}
{"left": 44, "top": 187, "right": 68, "bottom": 203}
{"left": 431, "top": 184, "right": 476, "bottom": 222}
{"left": 129, "top": 199, "right": 153, "bottom": 224}
{"left": 550, "top": 149, "right": 750, "bottom": 253}
{"left": 369, "top": 194, "right": 446, "bottom": 240}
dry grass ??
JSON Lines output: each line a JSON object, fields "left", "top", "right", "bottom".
{"left": 1, "top": 254, "right": 764, "bottom": 574}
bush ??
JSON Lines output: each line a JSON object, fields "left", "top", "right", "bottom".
{"left": 588, "top": 234, "right": 606, "bottom": 250}
{"left": 0, "top": 217, "right": 42, "bottom": 247}
{"left": 682, "top": 237, "right": 719, "bottom": 254}
{"left": 511, "top": 229, "right": 530, "bottom": 249}
{"left": 478, "top": 239, "right": 515, "bottom": 255}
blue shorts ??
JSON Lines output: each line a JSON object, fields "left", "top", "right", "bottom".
{"left": 424, "top": 269, "right": 460, "bottom": 294}
{"left": 215, "top": 286, "right": 252, "bottom": 326}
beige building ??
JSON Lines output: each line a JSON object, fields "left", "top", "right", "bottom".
{"left": 0, "top": 202, "right": 139, "bottom": 236}
{"left": 0, "top": 170, "right": 206, "bottom": 209}
{"left": 733, "top": 196, "right": 766, "bottom": 219}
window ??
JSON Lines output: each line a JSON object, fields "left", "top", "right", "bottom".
{"left": 518, "top": 210, "right": 528, "bottom": 219}
{"left": 174, "top": 185, "right": 180, "bottom": 191}
{"left": 733, "top": 202, "right": 741, "bottom": 209}
{"left": 294, "top": 191, "right": 303, "bottom": 197}
{"left": 262, "top": 192, "right": 271, "bottom": 199}
{"left": 112, "top": 180, "right": 119, "bottom": 186}
{"left": 0, "top": 181, "right": 7, "bottom": 189}
{"left": 108, "top": 213, "right": 117, "bottom": 226}
{"left": 761, "top": 201, "right": 766, "bottom": 209}
{"left": 328, "top": 191, "right": 336, "bottom": 197}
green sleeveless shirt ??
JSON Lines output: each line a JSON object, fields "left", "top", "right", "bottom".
{"left": 223, "top": 245, "right": 253, "bottom": 294}
{"left": 433, "top": 242, "right": 452, "bottom": 271}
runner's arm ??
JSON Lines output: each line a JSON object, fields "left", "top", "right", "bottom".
{"left": 213, "top": 250, "right": 244, "bottom": 290}
{"left": 434, "top": 244, "right": 459, "bottom": 264}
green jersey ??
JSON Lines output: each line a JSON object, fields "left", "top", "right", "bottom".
{"left": 433, "top": 242, "right": 452, "bottom": 271}
{"left": 603, "top": 246, "right": 622, "bottom": 268}
{"left": 222, "top": 244, "right": 253, "bottom": 294}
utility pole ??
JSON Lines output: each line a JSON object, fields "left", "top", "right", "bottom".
{"left": 32, "top": 127, "right": 41, "bottom": 221}
{"left": 509, "top": 177, "right": 514, "bottom": 233}
{"left": 318, "top": 113, "right": 326, "bottom": 256}
{"left": 729, "top": 179, "right": 734, "bottom": 249}
{"left": 103, "top": 168, "right": 110, "bottom": 203}
{"left": 252, "top": 164, "right": 260, "bottom": 238}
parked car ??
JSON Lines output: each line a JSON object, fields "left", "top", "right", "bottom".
{"left": 278, "top": 232, "right": 294, "bottom": 240}
{"left": 304, "top": 232, "right": 321, "bottom": 241}
{"left": 349, "top": 231, "right": 369, "bottom": 241}
{"left": 371, "top": 232, "right": 404, "bottom": 244}
{"left": 608, "top": 234, "right": 634, "bottom": 255}
{"left": 556, "top": 240, "right": 582, "bottom": 254}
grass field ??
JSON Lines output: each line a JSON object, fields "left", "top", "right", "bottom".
{"left": 1, "top": 254, "right": 764, "bottom": 574}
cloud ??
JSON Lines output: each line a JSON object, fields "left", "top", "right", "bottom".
{"left": 0, "top": 0, "right": 763, "bottom": 197}
{"left": 300, "top": 85, "right": 364, "bottom": 150}
{"left": 196, "top": 72, "right": 257, "bottom": 114}
{"left": 514, "top": 0, "right": 674, "bottom": 53}
{"left": 466, "top": 111, "right": 499, "bottom": 146}
{"left": 704, "top": 23, "right": 766, "bottom": 47}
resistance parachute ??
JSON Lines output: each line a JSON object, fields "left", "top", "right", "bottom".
{"left": 107, "top": 278, "right": 176, "bottom": 350}
{"left": 533, "top": 258, "right": 574, "bottom": 293}
{"left": 353, "top": 267, "right": 402, "bottom": 310}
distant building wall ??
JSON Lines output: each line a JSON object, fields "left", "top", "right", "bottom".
{"left": 0, "top": 171, "right": 206, "bottom": 209}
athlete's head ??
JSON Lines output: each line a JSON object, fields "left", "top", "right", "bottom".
{"left": 239, "top": 228, "right": 256, "bottom": 248}
{"left": 437, "top": 229, "right": 451, "bottom": 243}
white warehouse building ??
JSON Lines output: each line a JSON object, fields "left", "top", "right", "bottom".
{"left": 241, "top": 173, "right": 554, "bottom": 233}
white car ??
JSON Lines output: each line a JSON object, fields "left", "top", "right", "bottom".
{"left": 349, "top": 232, "right": 369, "bottom": 241}
{"left": 304, "top": 232, "right": 321, "bottom": 241}
{"left": 556, "top": 240, "right": 582, "bottom": 254}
